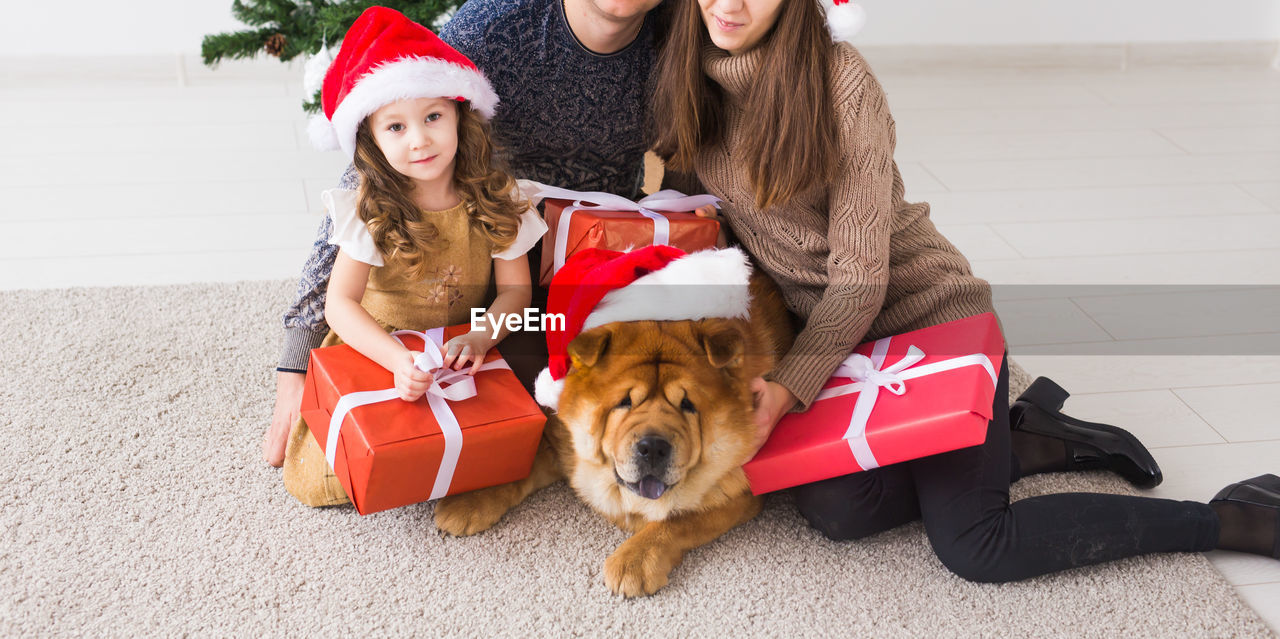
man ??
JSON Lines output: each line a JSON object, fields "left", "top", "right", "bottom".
{"left": 264, "top": 0, "right": 668, "bottom": 465}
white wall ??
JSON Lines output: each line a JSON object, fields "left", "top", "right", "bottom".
{"left": 0, "top": 1, "right": 246, "bottom": 57}
{"left": 0, "top": 0, "right": 1277, "bottom": 56}
{"left": 857, "top": 0, "right": 1280, "bottom": 46}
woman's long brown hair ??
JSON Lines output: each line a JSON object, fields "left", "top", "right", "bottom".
{"left": 650, "top": 0, "right": 839, "bottom": 210}
{"left": 352, "top": 102, "right": 525, "bottom": 280}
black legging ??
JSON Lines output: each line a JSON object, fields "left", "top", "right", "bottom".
{"left": 792, "top": 356, "right": 1220, "bottom": 583}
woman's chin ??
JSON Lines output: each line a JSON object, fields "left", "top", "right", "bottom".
{"left": 706, "top": 32, "right": 739, "bottom": 53}
{"left": 706, "top": 30, "right": 762, "bottom": 56}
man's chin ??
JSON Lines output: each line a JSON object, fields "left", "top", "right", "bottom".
{"left": 587, "top": 0, "right": 662, "bottom": 22}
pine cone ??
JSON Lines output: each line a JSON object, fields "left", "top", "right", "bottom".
{"left": 264, "top": 33, "right": 287, "bottom": 57}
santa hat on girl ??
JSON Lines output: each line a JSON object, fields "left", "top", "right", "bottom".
{"left": 534, "top": 245, "right": 754, "bottom": 410}
{"left": 307, "top": 6, "right": 499, "bottom": 157}
{"left": 823, "top": 0, "right": 867, "bottom": 44}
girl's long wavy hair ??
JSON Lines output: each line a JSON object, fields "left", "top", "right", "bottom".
{"left": 352, "top": 101, "right": 525, "bottom": 280}
{"left": 650, "top": 0, "right": 839, "bottom": 210}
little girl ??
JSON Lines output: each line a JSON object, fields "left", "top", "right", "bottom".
{"left": 282, "top": 7, "right": 547, "bottom": 507}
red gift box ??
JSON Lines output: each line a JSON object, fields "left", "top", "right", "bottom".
{"left": 534, "top": 187, "right": 721, "bottom": 286}
{"left": 298, "top": 325, "right": 546, "bottom": 515}
{"left": 743, "top": 313, "right": 1005, "bottom": 495}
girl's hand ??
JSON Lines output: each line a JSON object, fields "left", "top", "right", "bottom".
{"left": 394, "top": 351, "right": 434, "bottom": 402}
{"left": 441, "top": 331, "right": 493, "bottom": 376}
{"left": 748, "top": 377, "right": 798, "bottom": 456}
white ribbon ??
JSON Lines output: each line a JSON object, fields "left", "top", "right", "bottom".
{"left": 323, "top": 327, "right": 510, "bottom": 500}
{"left": 523, "top": 181, "right": 722, "bottom": 275}
{"left": 813, "top": 337, "right": 998, "bottom": 471}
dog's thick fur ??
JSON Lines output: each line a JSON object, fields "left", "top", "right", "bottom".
{"left": 434, "top": 273, "right": 792, "bottom": 596}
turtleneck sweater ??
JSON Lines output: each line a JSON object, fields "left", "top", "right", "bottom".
{"left": 696, "top": 43, "right": 996, "bottom": 411}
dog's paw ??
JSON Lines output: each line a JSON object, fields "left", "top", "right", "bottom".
{"left": 603, "top": 537, "right": 678, "bottom": 597}
{"left": 433, "top": 487, "right": 513, "bottom": 536}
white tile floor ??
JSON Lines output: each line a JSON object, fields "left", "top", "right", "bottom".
{"left": 2, "top": 54, "right": 1278, "bottom": 630}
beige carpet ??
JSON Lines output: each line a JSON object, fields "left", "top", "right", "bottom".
{"left": 0, "top": 280, "right": 1272, "bottom": 637}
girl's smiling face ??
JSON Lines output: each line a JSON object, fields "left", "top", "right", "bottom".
{"left": 368, "top": 97, "right": 460, "bottom": 190}
{"left": 699, "top": 0, "right": 785, "bottom": 55}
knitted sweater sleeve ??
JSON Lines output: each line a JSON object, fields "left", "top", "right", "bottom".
{"left": 766, "top": 66, "right": 896, "bottom": 412}
{"left": 277, "top": 164, "right": 358, "bottom": 372}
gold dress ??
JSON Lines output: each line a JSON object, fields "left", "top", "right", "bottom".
{"left": 282, "top": 189, "right": 545, "bottom": 506}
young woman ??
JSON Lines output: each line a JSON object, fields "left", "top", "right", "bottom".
{"left": 650, "top": 0, "right": 1280, "bottom": 581}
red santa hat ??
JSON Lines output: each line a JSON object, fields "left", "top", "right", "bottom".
{"left": 534, "top": 245, "right": 754, "bottom": 410}
{"left": 823, "top": 0, "right": 867, "bottom": 44}
{"left": 307, "top": 6, "right": 499, "bottom": 157}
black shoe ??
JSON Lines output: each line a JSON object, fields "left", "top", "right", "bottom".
{"left": 1213, "top": 474, "right": 1280, "bottom": 507}
{"left": 1011, "top": 377, "right": 1164, "bottom": 489}
{"left": 1211, "top": 474, "right": 1280, "bottom": 558}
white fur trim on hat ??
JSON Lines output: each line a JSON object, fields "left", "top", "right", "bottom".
{"left": 825, "top": 0, "right": 867, "bottom": 44}
{"left": 581, "top": 248, "right": 752, "bottom": 331}
{"left": 534, "top": 366, "right": 563, "bottom": 410}
{"left": 327, "top": 56, "right": 500, "bottom": 157}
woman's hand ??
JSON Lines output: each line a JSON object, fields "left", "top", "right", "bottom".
{"left": 749, "top": 377, "right": 798, "bottom": 455}
{"left": 441, "top": 330, "right": 494, "bottom": 375}
{"left": 394, "top": 350, "right": 434, "bottom": 401}
{"left": 693, "top": 205, "right": 728, "bottom": 247}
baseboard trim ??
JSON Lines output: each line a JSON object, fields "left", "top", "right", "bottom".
{"left": 3, "top": 41, "right": 1277, "bottom": 89}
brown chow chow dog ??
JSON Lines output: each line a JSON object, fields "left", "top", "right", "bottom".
{"left": 434, "top": 248, "right": 792, "bottom": 597}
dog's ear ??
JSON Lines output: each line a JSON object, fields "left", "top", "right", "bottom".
{"left": 702, "top": 325, "right": 744, "bottom": 369}
{"left": 568, "top": 326, "right": 611, "bottom": 370}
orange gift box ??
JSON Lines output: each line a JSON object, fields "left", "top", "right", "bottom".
{"left": 744, "top": 313, "right": 1005, "bottom": 495}
{"left": 299, "top": 325, "right": 546, "bottom": 515}
{"left": 538, "top": 198, "right": 719, "bottom": 286}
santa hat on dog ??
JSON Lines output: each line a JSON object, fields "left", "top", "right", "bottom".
{"left": 307, "top": 6, "right": 499, "bottom": 157}
{"left": 534, "top": 246, "right": 754, "bottom": 410}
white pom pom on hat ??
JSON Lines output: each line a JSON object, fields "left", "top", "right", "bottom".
{"left": 534, "top": 368, "right": 565, "bottom": 411}
{"left": 823, "top": 0, "right": 867, "bottom": 44}
{"left": 307, "top": 112, "right": 342, "bottom": 151}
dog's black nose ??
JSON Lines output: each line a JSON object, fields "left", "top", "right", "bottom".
{"left": 634, "top": 435, "right": 672, "bottom": 470}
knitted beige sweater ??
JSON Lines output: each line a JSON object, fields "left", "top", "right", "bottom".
{"left": 696, "top": 43, "right": 996, "bottom": 411}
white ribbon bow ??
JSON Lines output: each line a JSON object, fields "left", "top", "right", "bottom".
{"left": 324, "top": 327, "right": 510, "bottom": 501}
{"left": 814, "top": 336, "right": 997, "bottom": 471}
{"left": 523, "top": 181, "right": 722, "bottom": 275}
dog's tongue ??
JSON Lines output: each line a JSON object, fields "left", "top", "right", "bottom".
{"left": 638, "top": 476, "right": 667, "bottom": 499}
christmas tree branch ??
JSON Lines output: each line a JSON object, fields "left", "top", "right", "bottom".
{"left": 202, "top": 0, "right": 459, "bottom": 109}
{"left": 201, "top": 29, "right": 280, "bottom": 66}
